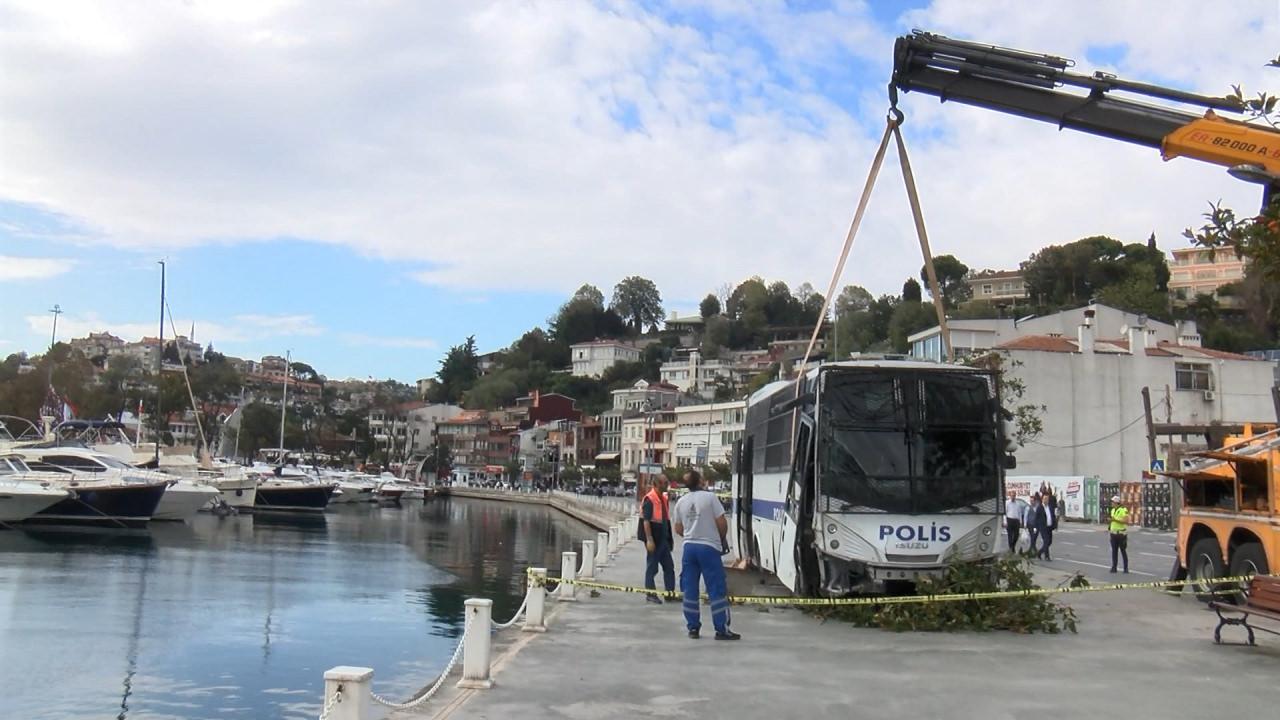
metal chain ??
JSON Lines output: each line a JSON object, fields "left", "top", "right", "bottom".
{"left": 492, "top": 594, "right": 530, "bottom": 630}
{"left": 318, "top": 685, "right": 342, "bottom": 720}
{"left": 370, "top": 611, "right": 474, "bottom": 710}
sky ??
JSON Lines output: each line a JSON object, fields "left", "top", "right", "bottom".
{"left": 2, "top": 0, "right": 1277, "bottom": 381}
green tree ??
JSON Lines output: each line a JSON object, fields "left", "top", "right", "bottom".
{"left": 1022, "top": 235, "right": 1126, "bottom": 307}
{"left": 888, "top": 301, "right": 936, "bottom": 353}
{"left": 699, "top": 293, "right": 721, "bottom": 319}
{"left": 922, "top": 254, "right": 971, "bottom": 309}
{"left": 611, "top": 276, "right": 664, "bottom": 333}
{"left": 902, "top": 278, "right": 922, "bottom": 304}
{"left": 432, "top": 336, "right": 480, "bottom": 403}
{"left": 572, "top": 283, "right": 605, "bottom": 310}
{"left": 834, "top": 285, "right": 874, "bottom": 315}
{"left": 1097, "top": 264, "right": 1171, "bottom": 321}
{"left": 1184, "top": 198, "right": 1280, "bottom": 340}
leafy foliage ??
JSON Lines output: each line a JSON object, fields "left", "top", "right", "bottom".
{"left": 808, "top": 556, "right": 1077, "bottom": 634}
{"left": 611, "top": 276, "right": 664, "bottom": 332}
{"left": 699, "top": 293, "right": 721, "bottom": 319}
{"left": 921, "top": 254, "right": 971, "bottom": 308}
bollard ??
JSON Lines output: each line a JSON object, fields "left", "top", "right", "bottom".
{"left": 596, "top": 531, "right": 610, "bottom": 568}
{"left": 322, "top": 666, "right": 373, "bottom": 720}
{"left": 580, "top": 540, "right": 596, "bottom": 580}
{"left": 559, "top": 551, "right": 578, "bottom": 602}
{"left": 608, "top": 525, "right": 620, "bottom": 555}
{"left": 523, "top": 568, "right": 547, "bottom": 633}
{"left": 457, "top": 598, "right": 495, "bottom": 689}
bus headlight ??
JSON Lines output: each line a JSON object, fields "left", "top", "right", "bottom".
{"left": 827, "top": 523, "right": 837, "bottom": 534}
{"left": 830, "top": 539, "right": 840, "bottom": 549}
{"left": 982, "top": 527, "right": 993, "bottom": 536}
{"left": 979, "top": 543, "right": 989, "bottom": 552}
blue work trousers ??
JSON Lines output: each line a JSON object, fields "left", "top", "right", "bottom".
{"left": 681, "top": 542, "right": 730, "bottom": 634}
{"left": 644, "top": 530, "right": 675, "bottom": 594}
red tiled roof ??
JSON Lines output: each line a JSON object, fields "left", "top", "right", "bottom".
{"left": 996, "top": 336, "right": 1077, "bottom": 353}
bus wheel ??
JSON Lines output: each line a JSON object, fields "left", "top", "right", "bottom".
{"left": 1228, "top": 543, "right": 1269, "bottom": 603}
{"left": 1188, "top": 538, "right": 1224, "bottom": 603}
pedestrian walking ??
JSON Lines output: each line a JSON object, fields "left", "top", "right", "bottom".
{"left": 1024, "top": 494, "right": 1041, "bottom": 557}
{"left": 1108, "top": 494, "right": 1130, "bottom": 573}
{"left": 1003, "top": 490, "right": 1027, "bottom": 553}
{"left": 672, "top": 470, "right": 739, "bottom": 641}
{"left": 640, "top": 476, "right": 675, "bottom": 603}
{"left": 1036, "top": 490, "right": 1056, "bottom": 560}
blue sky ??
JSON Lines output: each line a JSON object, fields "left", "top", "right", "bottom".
{"left": 1, "top": 1, "right": 1273, "bottom": 381}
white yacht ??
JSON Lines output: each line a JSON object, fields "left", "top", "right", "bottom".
{"left": 0, "top": 455, "right": 71, "bottom": 523}
{"left": 15, "top": 446, "right": 218, "bottom": 522}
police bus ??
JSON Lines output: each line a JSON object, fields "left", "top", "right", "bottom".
{"left": 731, "top": 359, "right": 1013, "bottom": 596}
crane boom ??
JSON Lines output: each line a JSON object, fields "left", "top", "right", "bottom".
{"left": 891, "top": 31, "right": 1280, "bottom": 193}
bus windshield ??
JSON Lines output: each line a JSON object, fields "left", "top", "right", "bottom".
{"left": 819, "top": 369, "right": 999, "bottom": 514}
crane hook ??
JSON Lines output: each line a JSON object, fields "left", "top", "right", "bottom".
{"left": 887, "top": 83, "right": 905, "bottom": 127}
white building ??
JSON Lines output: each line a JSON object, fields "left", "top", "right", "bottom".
{"left": 610, "top": 379, "right": 684, "bottom": 411}
{"left": 909, "top": 304, "right": 1195, "bottom": 363}
{"left": 569, "top": 340, "right": 640, "bottom": 378}
{"left": 660, "top": 350, "right": 758, "bottom": 400}
{"left": 673, "top": 401, "right": 746, "bottom": 467}
{"left": 999, "top": 312, "right": 1277, "bottom": 485}
{"left": 621, "top": 410, "right": 676, "bottom": 475}
{"left": 405, "top": 403, "right": 464, "bottom": 457}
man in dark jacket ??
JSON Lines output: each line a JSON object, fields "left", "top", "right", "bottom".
{"left": 640, "top": 476, "right": 675, "bottom": 604}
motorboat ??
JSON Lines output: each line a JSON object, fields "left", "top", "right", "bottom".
{"left": 9, "top": 449, "right": 169, "bottom": 528}
{"left": 375, "top": 477, "right": 413, "bottom": 504}
{"left": 250, "top": 464, "right": 336, "bottom": 513}
{"left": 0, "top": 455, "right": 71, "bottom": 523}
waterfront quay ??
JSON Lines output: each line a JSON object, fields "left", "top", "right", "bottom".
{"left": 369, "top": 493, "right": 1280, "bottom": 720}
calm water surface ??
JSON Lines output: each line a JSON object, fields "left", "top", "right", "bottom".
{"left": 0, "top": 497, "right": 596, "bottom": 719}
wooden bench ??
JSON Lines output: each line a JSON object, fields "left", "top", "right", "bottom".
{"left": 1209, "top": 575, "right": 1280, "bottom": 646}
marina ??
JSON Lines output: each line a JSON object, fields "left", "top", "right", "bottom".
{"left": 0, "top": 497, "right": 596, "bottom": 720}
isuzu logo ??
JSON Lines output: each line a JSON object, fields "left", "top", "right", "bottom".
{"left": 879, "top": 523, "right": 952, "bottom": 543}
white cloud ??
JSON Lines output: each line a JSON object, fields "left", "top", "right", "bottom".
{"left": 0, "top": 256, "right": 74, "bottom": 281}
{"left": 23, "top": 311, "right": 324, "bottom": 347}
{"left": 0, "top": 0, "right": 1275, "bottom": 305}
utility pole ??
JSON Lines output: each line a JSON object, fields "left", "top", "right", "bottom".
{"left": 48, "top": 304, "right": 62, "bottom": 350}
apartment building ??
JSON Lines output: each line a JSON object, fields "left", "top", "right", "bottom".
{"left": 569, "top": 339, "right": 641, "bottom": 378}
{"left": 1168, "top": 246, "right": 1247, "bottom": 308}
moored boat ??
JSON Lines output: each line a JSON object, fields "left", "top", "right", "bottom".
{"left": 0, "top": 455, "right": 71, "bottom": 523}
{"left": 12, "top": 447, "right": 170, "bottom": 528}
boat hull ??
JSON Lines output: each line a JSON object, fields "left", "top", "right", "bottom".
{"left": 204, "top": 478, "right": 257, "bottom": 510}
{"left": 0, "top": 486, "right": 70, "bottom": 523}
{"left": 254, "top": 484, "right": 335, "bottom": 513}
{"left": 22, "top": 483, "right": 168, "bottom": 529}
{"left": 153, "top": 484, "right": 221, "bottom": 521}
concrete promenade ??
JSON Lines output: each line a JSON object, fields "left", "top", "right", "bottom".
{"left": 410, "top": 527, "right": 1280, "bottom": 719}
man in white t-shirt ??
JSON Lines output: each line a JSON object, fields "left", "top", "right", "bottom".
{"left": 672, "top": 470, "right": 739, "bottom": 641}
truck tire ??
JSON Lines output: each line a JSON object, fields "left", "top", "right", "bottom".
{"left": 1226, "top": 542, "right": 1269, "bottom": 608}
{"left": 1187, "top": 538, "right": 1224, "bottom": 603}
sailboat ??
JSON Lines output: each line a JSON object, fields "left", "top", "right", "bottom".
{"left": 251, "top": 352, "right": 336, "bottom": 513}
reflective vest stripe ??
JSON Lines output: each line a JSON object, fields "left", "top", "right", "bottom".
{"left": 645, "top": 489, "right": 668, "bottom": 523}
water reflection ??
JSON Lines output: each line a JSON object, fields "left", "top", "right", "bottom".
{"left": 0, "top": 497, "right": 594, "bottom": 719}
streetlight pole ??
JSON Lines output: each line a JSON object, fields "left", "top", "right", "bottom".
{"left": 48, "top": 304, "right": 62, "bottom": 350}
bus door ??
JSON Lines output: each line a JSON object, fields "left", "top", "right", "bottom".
{"left": 776, "top": 417, "right": 812, "bottom": 592}
{"left": 735, "top": 438, "right": 755, "bottom": 567}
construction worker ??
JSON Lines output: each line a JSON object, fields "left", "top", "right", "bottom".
{"left": 640, "top": 475, "right": 675, "bottom": 604}
{"left": 1109, "top": 494, "right": 1130, "bottom": 573}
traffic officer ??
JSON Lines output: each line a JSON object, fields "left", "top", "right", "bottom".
{"left": 640, "top": 475, "right": 675, "bottom": 604}
{"left": 1109, "top": 494, "right": 1130, "bottom": 573}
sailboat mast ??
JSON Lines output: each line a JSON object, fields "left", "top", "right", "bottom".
{"left": 155, "top": 260, "right": 165, "bottom": 465}
{"left": 277, "top": 350, "right": 290, "bottom": 455}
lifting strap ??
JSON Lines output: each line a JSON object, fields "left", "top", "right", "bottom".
{"left": 795, "top": 116, "right": 954, "bottom": 390}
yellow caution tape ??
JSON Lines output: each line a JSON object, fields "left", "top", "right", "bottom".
{"left": 533, "top": 573, "right": 1257, "bottom": 607}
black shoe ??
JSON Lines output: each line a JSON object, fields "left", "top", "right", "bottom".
{"left": 1123, "top": 569, "right": 1129, "bottom": 574}
{"left": 714, "top": 630, "right": 741, "bottom": 641}
{"left": 1109, "top": 568, "right": 1117, "bottom": 573}
{"left": 645, "top": 595, "right": 663, "bottom": 605}
{"left": 688, "top": 629, "right": 700, "bottom": 639}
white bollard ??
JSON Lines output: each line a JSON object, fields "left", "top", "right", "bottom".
{"left": 523, "top": 568, "right": 547, "bottom": 633}
{"left": 608, "top": 525, "right": 620, "bottom": 555}
{"left": 322, "top": 666, "right": 373, "bottom": 720}
{"left": 580, "top": 540, "right": 596, "bottom": 580}
{"left": 559, "top": 551, "right": 578, "bottom": 602}
{"left": 596, "top": 531, "right": 610, "bottom": 568}
{"left": 457, "top": 598, "right": 495, "bottom": 689}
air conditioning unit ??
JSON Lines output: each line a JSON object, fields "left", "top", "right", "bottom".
{"left": 1202, "top": 390, "right": 1216, "bottom": 402}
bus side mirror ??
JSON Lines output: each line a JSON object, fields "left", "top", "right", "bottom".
{"left": 1003, "top": 454, "right": 1018, "bottom": 470}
